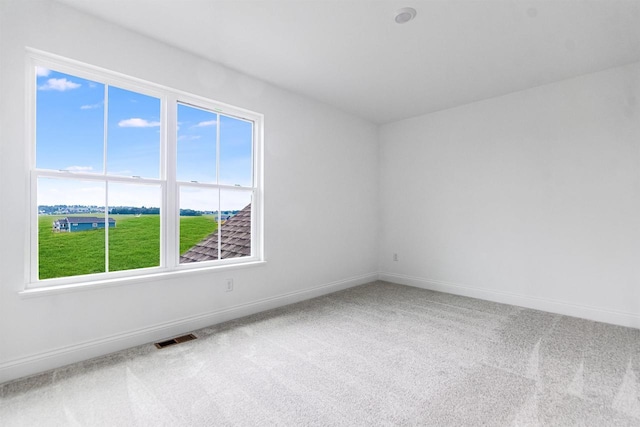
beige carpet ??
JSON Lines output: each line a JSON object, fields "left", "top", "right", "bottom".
{"left": 2, "top": 281, "right": 640, "bottom": 426}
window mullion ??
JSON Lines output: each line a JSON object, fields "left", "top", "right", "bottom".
{"left": 105, "top": 182, "right": 110, "bottom": 272}
{"left": 104, "top": 85, "right": 110, "bottom": 273}
{"left": 216, "top": 113, "right": 221, "bottom": 261}
{"left": 165, "top": 96, "right": 178, "bottom": 268}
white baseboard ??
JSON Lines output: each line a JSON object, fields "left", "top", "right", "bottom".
{"left": 379, "top": 272, "right": 640, "bottom": 329}
{"left": 0, "top": 272, "right": 378, "bottom": 385}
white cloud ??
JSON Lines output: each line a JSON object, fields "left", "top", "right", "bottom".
{"left": 180, "top": 187, "right": 251, "bottom": 211}
{"left": 109, "top": 170, "right": 133, "bottom": 176}
{"left": 178, "top": 135, "right": 201, "bottom": 142}
{"left": 195, "top": 120, "right": 217, "bottom": 127}
{"left": 109, "top": 183, "right": 160, "bottom": 207}
{"left": 118, "top": 118, "right": 161, "bottom": 128}
{"left": 36, "top": 67, "right": 51, "bottom": 77}
{"left": 37, "top": 180, "right": 104, "bottom": 206}
{"left": 80, "top": 103, "right": 102, "bottom": 110}
{"left": 38, "top": 78, "right": 81, "bottom": 91}
{"left": 64, "top": 166, "right": 94, "bottom": 172}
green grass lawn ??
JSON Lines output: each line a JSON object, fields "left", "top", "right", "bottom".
{"left": 38, "top": 214, "right": 217, "bottom": 280}
{"left": 179, "top": 216, "right": 217, "bottom": 255}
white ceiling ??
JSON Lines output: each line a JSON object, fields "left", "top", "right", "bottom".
{"left": 56, "top": 0, "right": 640, "bottom": 124}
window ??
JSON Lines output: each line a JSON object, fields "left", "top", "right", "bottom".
{"left": 28, "top": 51, "right": 263, "bottom": 288}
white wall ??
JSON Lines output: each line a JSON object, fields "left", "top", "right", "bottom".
{"left": 0, "top": 0, "right": 379, "bottom": 383}
{"left": 379, "top": 61, "right": 640, "bottom": 327}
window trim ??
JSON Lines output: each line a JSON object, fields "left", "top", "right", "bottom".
{"left": 25, "top": 48, "right": 264, "bottom": 290}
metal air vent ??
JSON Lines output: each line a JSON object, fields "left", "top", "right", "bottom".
{"left": 154, "top": 333, "right": 197, "bottom": 349}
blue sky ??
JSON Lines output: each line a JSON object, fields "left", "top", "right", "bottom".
{"left": 36, "top": 67, "right": 253, "bottom": 211}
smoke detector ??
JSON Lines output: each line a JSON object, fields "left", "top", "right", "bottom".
{"left": 395, "top": 7, "right": 417, "bottom": 24}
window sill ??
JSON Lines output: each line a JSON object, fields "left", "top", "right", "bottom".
{"left": 19, "top": 260, "right": 267, "bottom": 299}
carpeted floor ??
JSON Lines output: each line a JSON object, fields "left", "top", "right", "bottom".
{"left": 2, "top": 281, "right": 640, "bottom": 426}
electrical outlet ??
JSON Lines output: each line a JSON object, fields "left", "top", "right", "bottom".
{"left": 225, "top": 278, "right": 234, "bottom": 292}
{"left": 393, "top": 253, "right": 398, "bottom": 262}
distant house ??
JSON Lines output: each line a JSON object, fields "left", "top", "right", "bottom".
{"left": 180, "top": 204, "right": 251, "bottom": 263}
{"left": 53, "top": 216, "right": 116, "bottom": 232}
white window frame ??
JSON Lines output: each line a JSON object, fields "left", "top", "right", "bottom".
{"left": 25, "top": 49, "right": 264, "bottom": 290}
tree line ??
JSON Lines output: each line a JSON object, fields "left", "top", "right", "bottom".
{"left": 39, "top": 205, "right": 239, "bottom": 217}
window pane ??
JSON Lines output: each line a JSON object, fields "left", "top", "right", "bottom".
{"left": 220, "top": 190, "right": 252, "bottom": 259}
{"left": 35, "top": 68, "right": 104, "bottom": 173}
{"left": 220, "top": 115, "right": 253, "bottom": 187}
{"left": 38, "top": 178, "right": 106, "bottom": 279}
{"left": 107, "top": 183, "right": 161, "bottom": 272}
{"left": 107, "top": 86, "right": 160, "bottom": 178}
{"left": 177, "top": 103, "right": 217, "bottom": 183}
{"left": 179, "top": 187, "right": 219, "bottom": 263}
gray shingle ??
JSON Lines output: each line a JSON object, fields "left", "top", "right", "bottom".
{"left": 180, "top": 204, "right": 251, "bottom": 263}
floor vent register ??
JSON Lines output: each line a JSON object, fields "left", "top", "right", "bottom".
{"left": 154, "top": 334, "right": 197, "bottom": 349}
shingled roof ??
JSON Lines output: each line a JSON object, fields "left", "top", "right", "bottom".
{"left": 180, "top": 203, "right": 251, "bottom": 263}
